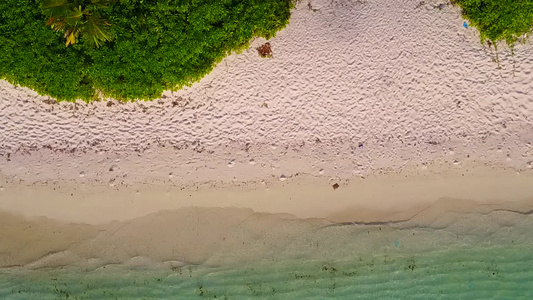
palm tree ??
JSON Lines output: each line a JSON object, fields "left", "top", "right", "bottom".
{"left": 41, "top": 0, "right": 115, "bottom": 47}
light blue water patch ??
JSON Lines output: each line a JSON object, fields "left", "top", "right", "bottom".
{"left": 1, "top": 245, "right": 532, "bottom": 299}
{"left": 1, "top": 210, "right": 533, "bottom": 299}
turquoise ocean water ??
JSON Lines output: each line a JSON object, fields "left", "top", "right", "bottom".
{"left": 1, "top": 209, "right": 532, "bottom": 299}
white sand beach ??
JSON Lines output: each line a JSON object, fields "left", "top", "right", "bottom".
{"left": 1, "top": 0, "right": 533, "bottom": 269}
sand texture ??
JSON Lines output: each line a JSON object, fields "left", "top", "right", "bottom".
{"left": 1, "top": 0, "right": 533, "bottom": 270}
{"left": 1, "top": 0, "right": 532, "bottom": 186}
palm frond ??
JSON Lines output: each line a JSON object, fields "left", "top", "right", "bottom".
{"left": 64, "top": 5, "right": 84, "bottom": 26}
{"left": 41, "top": 0, "right": 114, "bottom": 47}
{"left": 41, "top": 0, "right": 69, "bottom": 10}
{"left": 84, "top": 12, "right": 113, "bottom": 47}
{"left": 41, "top": 0, "right": 73, "bottom": 17}
{"left": 89, "top": 0, "right": 117, "bottom": 8}
{"left": 65, "top": 28, "right": 77, "bottom": 46}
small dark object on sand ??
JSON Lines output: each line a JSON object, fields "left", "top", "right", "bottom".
{"left": 257, "top": 43, "right": 273, "bottom": 58}
{"left": 332, "top": 183, "right": 339, "bottom": 190}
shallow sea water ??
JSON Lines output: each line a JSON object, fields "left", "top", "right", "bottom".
{"left": 1, "top": 210, "right": 532, "bottom": 299}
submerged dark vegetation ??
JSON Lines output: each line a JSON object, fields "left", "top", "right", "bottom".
{"left": 0, "top": 0, "right": 294, "bottom": 101}
{"left": 1, "top": 0, "right": 532, "bottom": 102}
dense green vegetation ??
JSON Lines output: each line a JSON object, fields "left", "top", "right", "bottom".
{"left": 455, "top": 0, "right": 533, "bottom": 47}
{"left": 0, "top": 0, "right": 294, "bottom": 101}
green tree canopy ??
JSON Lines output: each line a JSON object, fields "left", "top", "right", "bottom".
{"left": 0, "top": 0, "right": 294, "bottom": 101}
{"left": 455, "top": 0, "right": 533, "bottom": 46}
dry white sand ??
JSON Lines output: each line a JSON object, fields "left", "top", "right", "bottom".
{"left": 1, "top": 0, "right": 533, "bottom": 268}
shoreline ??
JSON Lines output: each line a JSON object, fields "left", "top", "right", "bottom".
{"left": 1, "top": 0, "right": 533, "bottom": 275}
{"left": 2, "top": 160, "right": 533, "bottom": 269}
{"left": 1, "top": 162, "right": 532, "bottom": 269}
{"left": 1, "top": 161, "right": 532, "bottom": 225}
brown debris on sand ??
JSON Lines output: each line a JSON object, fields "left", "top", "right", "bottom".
{"left": 257, "top": 43, "right": 273, "bottom": 58}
